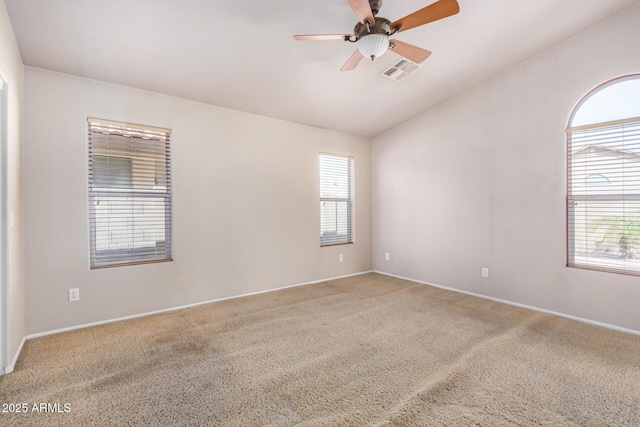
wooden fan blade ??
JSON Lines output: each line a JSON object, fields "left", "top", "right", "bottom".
{"left": 390, "top": 0, "right": 459, "bottom": 33}
{"left": 294, "top": 34, "right": 351, "bottom": 41}
{"left": 341, "top": 50, "right": 364, "bottom": 71}
{"left": 389, "top": 39, "right": 432, "bottom": 63}
{"left": 348, "top": 0, "right": 375, "bottom": 25}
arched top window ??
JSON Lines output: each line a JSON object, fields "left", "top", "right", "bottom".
{"left": 567, "top": 74, "right": 640, "bottom": 275}
{"left": 570, "top": 75, "right": 640, "bottom": 128}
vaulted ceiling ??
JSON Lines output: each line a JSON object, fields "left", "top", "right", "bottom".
{"left": 5, "top": 0, "right": 639, "bottom": 137}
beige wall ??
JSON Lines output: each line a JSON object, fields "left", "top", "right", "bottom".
{"left": 372, "top": 4, "right": 640, "bottom": 331}
{"left": 23, "top": 68, "right": 371, "bottom": 334}
{"left": 0, "top": 1, "right": 25, "bottom": 370}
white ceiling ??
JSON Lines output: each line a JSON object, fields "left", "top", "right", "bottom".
{"left": 5, "top": 0, "right": 639, "bottom": 137}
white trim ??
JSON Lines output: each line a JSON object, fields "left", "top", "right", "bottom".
{"left": 8, "top": 269, "right": 638, "bottom": 373}
{"left": 2, "top": 335, "right": 25, "bottom": 375}
{"left": 26, "top": 271, "right": 373, "bottom": 340}
{"left": 0, "top": 76, "right": 7, "bottom": 373}
{"left": 374, "top": 271, "right": 640, "bottom": 336}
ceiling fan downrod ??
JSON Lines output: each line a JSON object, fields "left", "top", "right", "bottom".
{"left": 369, "top": 0, "right": 382, "bottom": 17}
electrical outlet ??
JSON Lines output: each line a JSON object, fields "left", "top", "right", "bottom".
{"left": 482, "top": 268, "right": 489, "bottom": 278}
{"left": 68, "top": 288, "right": 80, "bottom": 302}
{"left": 339, "top": 254, "right": 344, "bottom": 262}
{"left": 385, "top": 252, "right": 390, "bottom": 261}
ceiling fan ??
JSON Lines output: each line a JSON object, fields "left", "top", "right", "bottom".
{"left": 293, "top": 0, "right": 460, "bottom": 71}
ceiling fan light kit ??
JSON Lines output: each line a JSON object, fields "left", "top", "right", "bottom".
{"left": 293, "top": 0, "right": 460, "bottom": 72}
{"left": 358, "top": 34, "right": 390, "bottom": 60}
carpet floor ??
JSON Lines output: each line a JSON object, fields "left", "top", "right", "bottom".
{"left": 1, "top": 272, "right": 639, "bottom": 426}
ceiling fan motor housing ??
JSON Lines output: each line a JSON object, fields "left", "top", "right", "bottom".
{"left": 354, "top": 17, "right": 391, "bottom": 39}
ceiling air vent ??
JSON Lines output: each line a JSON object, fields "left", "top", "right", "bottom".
{"left": 381, "top": 58, "right": 422, "bottom": 82}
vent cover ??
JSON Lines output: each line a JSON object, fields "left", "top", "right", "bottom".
{"left": 381, "top": 58, "right": 422, "bottom": 82}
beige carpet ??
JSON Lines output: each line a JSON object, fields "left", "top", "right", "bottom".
{"left": 2, "top": 273, "right": 639, "bottom": 426}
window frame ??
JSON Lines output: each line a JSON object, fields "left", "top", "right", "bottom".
{"left": 87, "top": 118, "right": 173, "bottom": 269}
{"left": 319, "top": 153, "right": 355, "bottom": 247}
{"left": 566, "top": 74, "right": 640, "bottom": 276}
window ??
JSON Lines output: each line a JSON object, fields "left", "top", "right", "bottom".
{"left": 88, "top": 118, "right": 172, "bottom": 268}
{"left": 567, "top": 75, "right": 640, "bottom": 275}
{"left": 319, "top": 154, "right": 354, "bottom": 246}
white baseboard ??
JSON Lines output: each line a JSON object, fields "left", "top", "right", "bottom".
{"left": 2, "top": 335, "right": 26, "bottom": 375}
{"left": 374, "top": 270, "right": 640, "bottom": 336}
{"left": 17, "top": 269, "right": 633, "bottom": 372}
{"left": 25, "top": 270, "right": 374, "bottom": 341}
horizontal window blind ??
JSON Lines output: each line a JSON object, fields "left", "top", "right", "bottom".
{"left": 88, "top": 118, "right": 172, "bottom": 268}
{"left": 320, "top": 154, "right": 354, "bottom": 246}
{"left": 567, "top": 117, "right": 640, "bottom": 274}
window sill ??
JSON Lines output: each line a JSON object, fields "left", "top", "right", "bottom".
{"left": 91, "top": 258, "right": 173, "bottom": 270}
{"left": 321, "top": 242, "right": 354, "bottom": 248}
{"left": 567, "top": 263, "right": 640, "bottom": 277}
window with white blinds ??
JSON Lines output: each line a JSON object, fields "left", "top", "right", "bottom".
{"left": 567, "top": 77, "right": 640, "bottom": 275}
{"left": 88, "top": 118, "right": 172, "bottom": 268}
{"left": 320, "top": 154, "right": 354, "bottom": 246}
